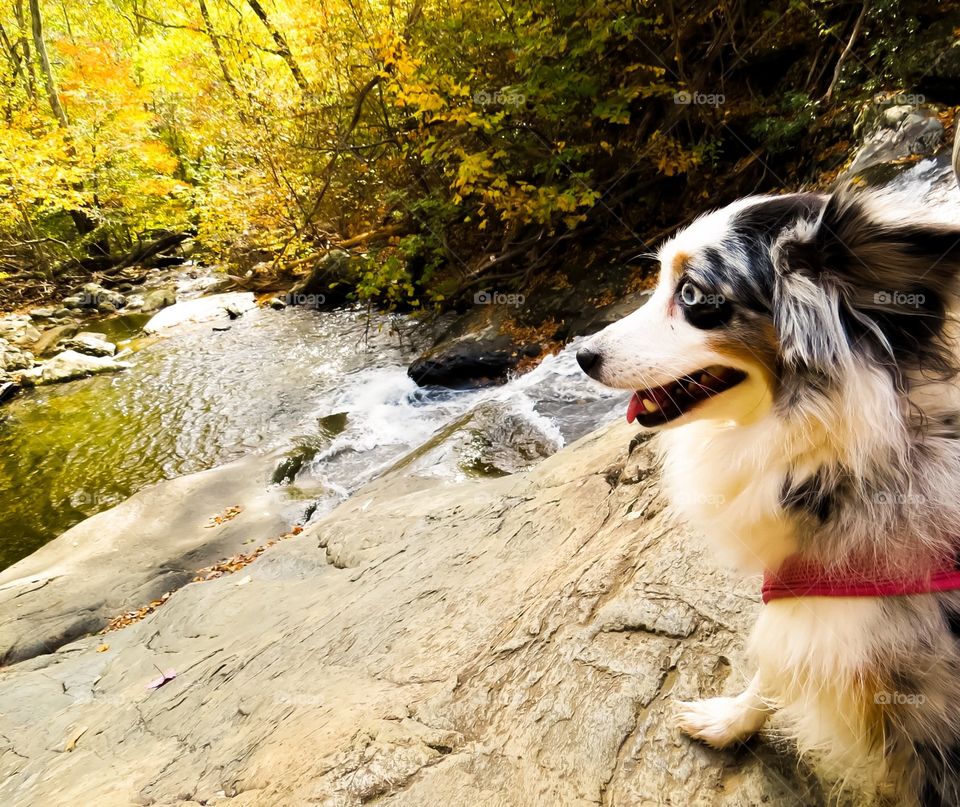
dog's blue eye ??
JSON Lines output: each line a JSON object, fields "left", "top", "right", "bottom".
{"left": 677, "top": 279, "right": 732, "bottom": 329}
{"left": 680, "top": 281, "right": 705, "bottom": 306}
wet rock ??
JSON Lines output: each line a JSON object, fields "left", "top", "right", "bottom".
{"left": 0, "top": 424, "right": 847, "bottom": 806}
{"left": 58, "top": 332, "right": 116, "bottom": 358}
{"left": 0, "top": 381, "right": 18, "bottom": 404}
{"left": 268, "top": 297, "right": 287, "bottom": 310}
{"left": 78, "top": 282, "right": 127, "bottom": 310}
{"left": 408, "top": 322, "right": 534, "bottom": 388}
{"left": 0, "top": 338, "right": 33, "bottom": 372}
{"left": 459, "top": 400, "right": 563, "bottom": 475}
{"left": 28, "top": 308, "right": 56, "bottom": 321}
{"left": 0, "top": 317, "right": 41, "bottom": 348}
{"left": 30, "top": 324, "right": 80, "bottom": 357}
{"left": 288, "top": 249, "right": 352, "bottom": 308}
{"left": 139, "top": 286, "right": 177, "bottom": 313}
{"left": 52, "top": 308, "right": 72, "bottom": 319}
{"left": 19, "top": 350, "right": 130, "bottom": 386}
{"left": 408, "top": 348, "right": 518, "bottom": 388}
{"left": 566, "top": 290, "right": 652, "bottom": 336}
{"left": 847, "top": 102, "right": 944, "bottom": 182}
{"left": 143, "top": 292, "right": 256, "bottom": 334}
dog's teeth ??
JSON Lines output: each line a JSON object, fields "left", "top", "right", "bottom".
{"left": 642, "top": 398, "right": 659, "bottom": 413}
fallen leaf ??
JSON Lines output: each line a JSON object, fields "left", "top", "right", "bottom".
{"left": 96, "top": 644, "right": 109, "bottom": 653}
{"left": 204, "top": 505, "right": 243, "bottom": 528}
{"left": 65, "top": 726, "right": 88, "bottom": 752}
{"left": 146, "top": 669, "right": 177, "bottom": 690}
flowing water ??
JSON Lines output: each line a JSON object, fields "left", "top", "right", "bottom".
{"left": 0, "top": 299, "right": 627, "bottom": 569}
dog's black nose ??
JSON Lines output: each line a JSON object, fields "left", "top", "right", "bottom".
{"left": 576, "top": 347, "right": 601, "bottom": 376}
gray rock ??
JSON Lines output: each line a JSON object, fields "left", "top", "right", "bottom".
{"left": 28, "top": 308, "right": 56, "bottom": 320}
{"left": 78, "top": 282, "right": 126, "bottom": 310}
{"left": 268, "top": 296, "right": 287, "bottom": 310}
{"left": 0, "top": 381, "right": 17, "bottom": 403}
{"left": 0, "top": 338, "right": 33, "bottom": 372}
{"left": 0, "top": 425, "right": 854, "bottom": 805}
{"left": 139, "top": 286, "right": 177, "bottom": 313}
{"left": 52, "top": 308, "right": 72, "bottom": 319}
{"left": 288, "top": 248, "right": 352, "bottom": 307}
{"left": 31, "top": 323, "right": 79, "bottom": 357}
{"left": 847, "top": 103, "right": 944, "bottom": 180}
{"left": 62, "top": 295, "right": 84, "bottom": 309}
{"left": 0, "top": 452, "right": 293, "bottom": 665}
{"left": 143, "top": 292, "right": 256, "bottom": 334}
{"left": 58, "top": 332, "right": 116, "bottom": 358}
{"left": 19, "top": 350, "right": 130, "bottom": 386}
{"left": 0, "top": 317, "right": 41, "bottom": 347}
{"left": 459, "top": 399, "right": 563, "bottom": 474}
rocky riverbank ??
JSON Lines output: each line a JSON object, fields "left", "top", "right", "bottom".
{"left": 0, "top": 422, "right": 861, "bottom": 806}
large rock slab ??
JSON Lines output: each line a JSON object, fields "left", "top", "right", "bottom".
{"left": 18, "top": 349, "right": 130, "bottom": 385}
{"left": 0, "top": 452, "right": 295, "bottom": 665}
{"left": 143, "top": 292, "right": 256, "bottom": 333}
{"left": 0, "top": 423, "right": 854, "bottom": 806}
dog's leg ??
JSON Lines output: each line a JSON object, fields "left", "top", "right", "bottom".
{"left": 674, "top": 672, "right": 771, "bottom": 749}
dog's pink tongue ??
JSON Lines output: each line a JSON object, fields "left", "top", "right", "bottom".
{"left": 626, "top": 392, "right": 643, "bottom": 424}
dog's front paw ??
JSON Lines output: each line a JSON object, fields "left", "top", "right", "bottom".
{"left": 674, "top": 696, "right": 768, "bottom": 749}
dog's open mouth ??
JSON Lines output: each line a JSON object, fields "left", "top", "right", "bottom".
{"left": 626, "top": 365, "right": 746, "bottom": 426}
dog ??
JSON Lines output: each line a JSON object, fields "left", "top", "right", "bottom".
{"left": 577, "top": 153, "right": 960, "bottom": 804}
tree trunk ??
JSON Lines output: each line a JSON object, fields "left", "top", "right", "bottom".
{"left": 198, "top": 0, "right": 245, "bottom": 111}
{"left": 244, "top": 0, "right": 308, "bottom": 90}
{"left": 0, "top": 21, "right": 31, "bottom": 99}
{"left": 29, "top": 0, "right": 69, "bottom": 128}
{"left": 13, "top": 0, "right": 36, "bottom": 98}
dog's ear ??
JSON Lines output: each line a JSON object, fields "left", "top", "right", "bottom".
{"left": 773, "top": 189, "right": 960, "bottom": 378}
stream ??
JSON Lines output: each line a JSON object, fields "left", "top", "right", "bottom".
{"left": 0, "top": 298, "right": 627, "bottom": 570}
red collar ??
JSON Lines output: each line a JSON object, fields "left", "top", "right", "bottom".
{"left": 762, "top": 555, "right": 960, "bottom": 603}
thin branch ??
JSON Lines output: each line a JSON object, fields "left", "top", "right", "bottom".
{"left": 824, "top": 1, "right": 869, "bottom": 101}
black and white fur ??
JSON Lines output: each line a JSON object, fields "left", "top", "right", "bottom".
{"left": 578, "top": 158, "right": 960, "bottom": 804}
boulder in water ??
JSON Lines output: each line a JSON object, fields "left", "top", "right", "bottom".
{"left": 0, "top": 316, "right": 41, "bottom": 347}
{"left": 139, "top": 287, "right": 177, "bottom": 313}
{"left": 19, "top": 350, "right": 130, "bottom": 385}
{"left": 78, "top": 282, "right": 127, "bottom": 310}
{"left": 847, "top": 102, "right": 944, "bottom": 182}
{"left": 143, "top": 292, "right": 256, "bottom": 333}
{"left": 58, "top": 332, "right": 116, "bottom": 358}
{"left": 0, "top": 338, "right": 34, "bottom": 373}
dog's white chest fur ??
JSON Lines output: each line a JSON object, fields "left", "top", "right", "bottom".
{"left": 658, "top": 419, "right": 800, "bottom": 573}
